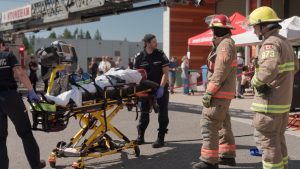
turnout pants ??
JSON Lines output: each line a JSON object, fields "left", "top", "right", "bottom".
{"left": 253, "top": 112, "right": 289, "bottom": 169}
{"left": 200, "top": 99, "right": 236, "bottom": 164}
{"left": 137, "top": 89, "right": 169, "bottom": 134}
{"left": 0, "top": 90, "right": 41, "bottom": 169}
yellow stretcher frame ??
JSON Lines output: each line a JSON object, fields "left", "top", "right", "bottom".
{"left": 44, "top": 65, "right": 151, "bottom": 169}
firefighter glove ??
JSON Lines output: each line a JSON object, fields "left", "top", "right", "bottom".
{"left": 156, "top": 86, "right": 164, "bottom": 99}
{"left": 255, "top": 84, "right": 271, "bottom": 96}
{"left": 202, "top": 93, "right": 212, "bottom": 108}
{"left": 28, "top": 90, "right": 40, "bottom": 102}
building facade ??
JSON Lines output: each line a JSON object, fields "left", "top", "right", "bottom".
{"left": 164, "top": 0, "right": 300, "bottom": 69}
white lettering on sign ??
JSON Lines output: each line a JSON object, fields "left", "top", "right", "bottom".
{"left": 1, "top": 5, "right": 31, "bottom": 23}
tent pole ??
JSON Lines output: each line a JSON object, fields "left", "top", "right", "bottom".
{"left": 244, "top": 0, "right": 250, "bottom": 65}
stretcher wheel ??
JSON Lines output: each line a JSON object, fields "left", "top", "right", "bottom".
{"left": 72, "top": 161, "right": 85, "bottom": 169}
{"left": 134, "top": 146, "right": 140, "bottom": 157}
{"left": 49, "top": 161, "right": 56, "bottom": 168}
{"left": 48, "top": 152, "right": 57, "bottom": 168}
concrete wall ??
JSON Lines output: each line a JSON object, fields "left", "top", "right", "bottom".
{"left": 35, "top": 38, "right": 162, "bottom": 71}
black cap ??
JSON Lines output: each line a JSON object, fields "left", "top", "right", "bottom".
{"left": 143, "top": 34, "right": 156, "bottom": 43}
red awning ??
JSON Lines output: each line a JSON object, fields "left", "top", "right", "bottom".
{"left": 188, "top": 12, "right": 247, "bottom": 46}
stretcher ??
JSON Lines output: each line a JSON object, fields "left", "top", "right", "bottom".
{"left": 28, "top": 66, "right": 158, "bottom": 169}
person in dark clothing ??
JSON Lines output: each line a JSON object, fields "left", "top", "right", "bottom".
{"left": 134, "top": 34, "right": 170, "bottom": 148}
{"left": 0, "top": 39, "right": 45, "bottom": 169}
{"left": 29, "top": 56, "right": 38, "bottom": 91}
{"left": 168, "top": 56, "right": 178, "bottom": 94}
{"left": 40, "top": 64, "right": 50, "bottom": 93}
{"left": 88, "top": 58, "right": 98, "bottom": 79}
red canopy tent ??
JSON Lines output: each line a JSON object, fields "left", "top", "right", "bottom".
{"left": 188, "top": 12, "right": 247, "bottom": 46}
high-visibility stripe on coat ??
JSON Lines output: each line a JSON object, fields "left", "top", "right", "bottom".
{"left": 251, "top": 29, "right": 299, "bottom": 114}
{"left": 207, "top": 35, "right": 237, "bottom": 101}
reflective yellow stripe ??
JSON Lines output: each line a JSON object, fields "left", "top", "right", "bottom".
{"left": 278, "top": 62, "right": 295, "bottom": 73}
{"left": 251, "top": 103, "right": 291, "bottom": 113}
{"left": 283, "top": 156, "right": 288, "bottom": 165}
{"left": 252, "top": 75, "right": 264, "bottom": 87}
{"left": 278, "top": 62, "right": 294, "bottom": 68}
{"left": 263, "top": 160, "right": 284, "bottom": 169}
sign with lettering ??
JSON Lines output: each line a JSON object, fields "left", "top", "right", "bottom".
{"left": 1, "top": 5, "right": 31, "bottom": 23}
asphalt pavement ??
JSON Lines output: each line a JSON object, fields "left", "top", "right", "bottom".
{"left": 6, "top": 90, "right": 300, "bottom": 169}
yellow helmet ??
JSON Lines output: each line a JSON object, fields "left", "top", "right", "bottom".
{"left": 248, "top": 6, "right": 281, "bottom": 26}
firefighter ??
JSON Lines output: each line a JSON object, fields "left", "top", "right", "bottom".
{"left": 192, "top": 14, "right": 237, "bottom": 169}
{"left": 248, "top": 6, "right": 299, "bottom": 169}
{"left": 134, "top": 34, "right": 170, "bottom": 148}
{"left": 0, "top": 38, "right": 46, "bottom": 169}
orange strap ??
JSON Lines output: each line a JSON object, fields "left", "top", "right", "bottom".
{"left": 207, "top": 83, "right": 220, "bottom": 94}
{"left": 219, "top": 144, "right": 236, "bottom": 153}
{"left": 201, "top": 148, "right": 219, "bottom": 158}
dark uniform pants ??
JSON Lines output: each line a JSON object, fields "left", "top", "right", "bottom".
{"left": 137, "top": 89, "right": 169, "bottom": 134}
{"left": 0, "top": 90, "right": 41, "bottom": 169}
{"left": 200, "top": 99, "right": 236, "bottom": 164}
{"left": 253, "top": 112, "right": 289, "bottom": 169}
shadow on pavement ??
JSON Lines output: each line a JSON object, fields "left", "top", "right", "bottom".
{"left": 169, "top": 102, "right": 254, "bottom": 120}
{"left": 69, "top": 134, "right": 261, "bottom": 169}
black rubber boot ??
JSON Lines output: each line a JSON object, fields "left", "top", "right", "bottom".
{"left": 192, "top": 161, "right": 219, "bottom": 169}
{"left": 152, "top": 133, "right": 165, "bottom": 148}
{"left": 136, "top": 130, "right": 145, "bottom": 145}
{"left": 218, "top": 157, "right": 236, "bottom": 166}
{"left": 33, "top": 160, "right": 46, "bottom": 169}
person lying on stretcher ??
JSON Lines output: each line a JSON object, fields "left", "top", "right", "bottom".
{"left": 45, "top": 68, "right": 158, "bottom": 107}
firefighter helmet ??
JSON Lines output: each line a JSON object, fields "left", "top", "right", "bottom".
{"left": 248, "top": 6, "right": 281, "bottom": 26}
{"left": 206, "top": 14, "right": 233, "bottom": 29}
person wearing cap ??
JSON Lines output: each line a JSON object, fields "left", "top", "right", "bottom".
{"left": 0, "top": 39, "right": 46, "bottom": 169}
{"left": 134, "top": 34, "right": 170, "bottom": 148}
{"left": 192, "top": 14, "right": 237, "bottom": 169}
{"left": 248, "top": 6, "right": 299, "bottom": 169}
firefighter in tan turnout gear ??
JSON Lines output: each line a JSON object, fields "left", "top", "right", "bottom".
{"left": 192, "top": 14, "right": 237, "bottom": 169}
{"left": 248, "top": 6, "right": 299, "bottom": 169}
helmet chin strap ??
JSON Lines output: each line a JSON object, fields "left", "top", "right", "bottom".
{"left": 258, "top": 24, "right": 264, "bottom": 40}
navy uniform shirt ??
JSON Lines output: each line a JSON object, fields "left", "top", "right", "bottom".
{"left": 0, "top": 51, "right": 19, "bottom": 90}
{"left": 134, "top": 49, "right": 169, "bottom": 85}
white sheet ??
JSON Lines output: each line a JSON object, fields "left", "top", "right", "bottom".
{"left": 45, "top": 68, "right": 143, "bottom": 107}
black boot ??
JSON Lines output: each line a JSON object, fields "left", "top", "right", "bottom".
{"left": 136, "top": 130, "right": 145, "bottom": 145}
{"left": 218, "top": 157, "right": 236, "bottom": 166}
{"left": 33, "top": 160, "right": 46, "bottom": 169}
{"left": 192, "top": 161, "right": 219, "bottom": 169}
{"left": 152, "top": 133, "right": 165, "bottom": 148}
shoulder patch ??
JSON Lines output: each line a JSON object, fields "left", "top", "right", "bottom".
{"left": 264, "top": 45, "right": 274, "bottom": 50}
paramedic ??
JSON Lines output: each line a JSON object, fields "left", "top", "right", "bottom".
{"left": 134, "top": 34, "right": 170, "bottom": 148}
{"left": 0, "top": 38, "right": 45, "bottom": 169}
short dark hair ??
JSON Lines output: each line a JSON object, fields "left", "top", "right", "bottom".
{"left": 143, "top": 34, "right": 156, "bottom": 43}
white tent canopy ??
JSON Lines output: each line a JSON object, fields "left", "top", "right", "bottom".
{"left": 232, "top": 16, "right": 300, "bottom": 46}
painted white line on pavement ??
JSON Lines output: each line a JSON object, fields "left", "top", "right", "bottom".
{"left": 231, "top": 117, "right": 300, "bottom": 138}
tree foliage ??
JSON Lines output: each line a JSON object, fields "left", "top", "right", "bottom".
{"left": 94, "top": 29, "right": 102, "bottom": 40}
{"left": 48, "top": 31, "right": 57, "bottom": 39}
{"left": 62, "top": 28, "right": 72, "bottom": 39}
{"left": 85, "top": 31, "right": 92, "bottom": 39}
